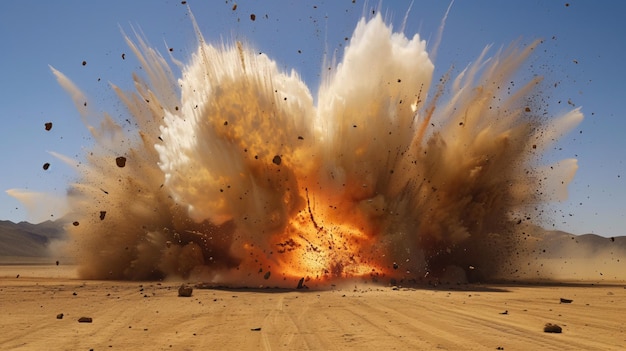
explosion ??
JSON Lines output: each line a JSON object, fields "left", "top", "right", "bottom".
{"left": 48, "top": 11, "right": 581, "bottom": 287}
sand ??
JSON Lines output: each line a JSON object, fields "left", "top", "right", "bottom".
{"left": 1, "top": 265, "right": 624, "bottom": 350}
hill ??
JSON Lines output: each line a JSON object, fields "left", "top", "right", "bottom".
{"left": 0, "top": 219, "right": 66, "bottom": 257}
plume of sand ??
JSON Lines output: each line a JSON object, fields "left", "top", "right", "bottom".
{"left": 45, "top": 12, "right": 582, "bottom": 286}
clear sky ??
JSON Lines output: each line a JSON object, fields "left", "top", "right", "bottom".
{"left": 0, "top": 1, "right": 624, "bottom": 237}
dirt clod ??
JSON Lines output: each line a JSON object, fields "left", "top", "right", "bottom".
{"left": 544, "top": 323, "right": 562, "bottom": 333}
{"left": 178, "top": 284, "right": 193, "bottom": 297}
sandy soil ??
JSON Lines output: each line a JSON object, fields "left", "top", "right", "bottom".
{"left": 1, "top": 265, "right": 625, "bottom": 350}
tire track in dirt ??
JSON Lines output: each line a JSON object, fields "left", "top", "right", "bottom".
{"left": 367, "top": 287, "right": 625, "bottom": 350}
{"left": 260, "top": 294, "right": 332, "bottom": 350}
{"left": 2, "top": 274, "right": 625, "bottom": 350}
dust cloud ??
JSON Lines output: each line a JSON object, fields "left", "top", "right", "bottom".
{"left": 45, "top": 11, "right": 589, "bottom": 287}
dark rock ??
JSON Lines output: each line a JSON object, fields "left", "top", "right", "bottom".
{"left": 78, "top": 317, "right": 93, "bottom": 323}
{"left": 56, "top": 313, "right": 64, "bottom": 319}
{"left": 115, "top": 156, "right": 127, "bottom": 168}
{"left": 272, "top": 155, "right": 281, "bottom": 165}
{"left": 178, "top": 284, "right": 193, "bottom": 297}
{"left": 560, "top": 298, "right": 573, "bottom": 304}
{"left": 543, "top": 323, "right": 562, "bottom": 333}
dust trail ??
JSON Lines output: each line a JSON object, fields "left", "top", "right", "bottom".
{"left": 42, "top": 11, "right": 583, "bottom": 287}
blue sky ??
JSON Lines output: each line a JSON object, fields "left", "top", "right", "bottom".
{"left": 0, "top": 1, "right": 624, "bottom": 237}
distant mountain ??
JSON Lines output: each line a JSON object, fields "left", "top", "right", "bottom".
{"left": 531, "top": 229, "right": 626, "bottom": 257}
{"left": 0, "top": 219, "right": 66, "bottom": 257}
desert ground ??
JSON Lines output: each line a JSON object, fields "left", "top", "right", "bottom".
{"left": 1, "top": 264, "right": 624, "bottom": 351}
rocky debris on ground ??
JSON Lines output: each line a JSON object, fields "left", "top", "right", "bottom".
{"left": 78, "top": 317, "right": 93, "bottom": 323}
{"left": 543, "top": 323, "right": 562, "bottom": 333}
{"left": 178, "top": 284, "right": 193, "bottom": 297}
{"left": 56, "top": 313, "right": 63, "bottom": 319}
{"left": 560, "top": 298, "right": 573, "bottom": 304}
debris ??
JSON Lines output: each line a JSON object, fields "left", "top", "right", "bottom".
{"left": 178, "top": 284, "right": 193, "bottom": 297}
{"left": 115, "top": 156, "right": 127, "bottom": 168}
{"left": 78, "top": 317, "right": 93, "bottom": 323}
{"left": 250, "top": 327, "right": 262, "bottom": 331}
{"left": 45, "top": 122, "right": 52, "bottom": 131}
{"left": 43, "top": 163, "right": 50, "bottom": 170}
{"left": 560, "top": 298, "right": 573, "bottom": 304}
{"left": 296, "top": 277, "right": 305, "bottom": 289}
{"left": 543, "top": 323, "right": 562, "bottom": 333}
{"left": 499, "top": 310, "right": 508, "bottom": 315}
{"left": 263, "top": 271, "right": 271, "bottom": 280}
{"left": 99, "top": 211, "right": 106, "bottom": 220}
{"left": 56, "top": 313, "right": 64, "bottom": 319}
{"left": 272, "top": 155, "right": 281, "bottom": 165}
